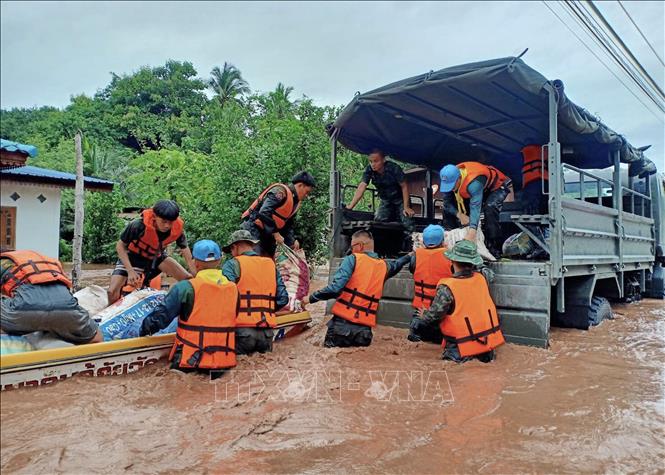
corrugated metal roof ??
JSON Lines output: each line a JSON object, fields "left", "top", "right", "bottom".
{"left": 0, "top": 139, "right": 38, "bottom": 158}
{"left": 0, "top": 165, "right": 114, "bottom": 191}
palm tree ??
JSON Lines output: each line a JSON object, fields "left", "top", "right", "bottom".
{"left": 268, "top": 82, "right": 298, "bottom": 117}
{"left": 208, "top": 62, "right": 250, "bottom": 108}
{"left": 273, "top": 82, "right": 294, "bottom": 103}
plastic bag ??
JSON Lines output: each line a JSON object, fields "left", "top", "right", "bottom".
{"left": 0, "top": 334, "right": 35, "bottom": 355}
{"left": 502, "top": 232, "right": 535, "bottom": 258}
{"left": 23, "top": 331, "right": 74, "bottom": 350}
{"left": 412, "top": 226, "right": 495, "bottom": 261}
{"left": 502, "top": 227, "right": 549, "bottom": 259}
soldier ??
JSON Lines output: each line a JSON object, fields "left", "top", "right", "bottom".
{"left": 414, "top": 240, "right": 505, "bottom": 363}
{"left": 407, "top": 225, "right": 453, "bottom": 343}
{"left": 221, "top": 230, "right": 289, "bottom": 355}
{"left": 346, "top": 149, "right": 415, "bottom": 232}
{"left": 1, "top": 250, "right": 102, "bottom": 344}
{"left": 303, "top": 230, "right": 410, "bottom": 347}
{"left": 241, "top": 171, "right": 316, "bottom": 257}
{"left": 439, "top": 162, "right": 512, "bottom": 258}
{"left": 108, "top": 200, "right": 195, "bottom": 304}
{"left": 140, "top": 240, "right": 238, "bottom": 375}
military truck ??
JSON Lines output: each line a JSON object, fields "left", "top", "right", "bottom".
{"left": 325, "top": 56, "right": 662, "bottom": 348}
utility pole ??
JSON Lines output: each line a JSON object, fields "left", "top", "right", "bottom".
{"left": 72, "top": 131, "right": 84, "bottom": 290}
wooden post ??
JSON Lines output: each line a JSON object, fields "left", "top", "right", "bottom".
{"left": 72, "top": 131, "right": 85, "bottom": 290}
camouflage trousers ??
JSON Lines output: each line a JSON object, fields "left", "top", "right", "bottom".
{"left": 375, "top": 198, "right": 414, "bottom": 232}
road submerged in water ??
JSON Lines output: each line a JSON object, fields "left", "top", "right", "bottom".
{"left": 1, "top": 275, "right": 664, "bottom": 474}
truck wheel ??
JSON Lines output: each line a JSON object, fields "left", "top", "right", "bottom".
{"left": 588, "top": 296, "right": 613, "bottom": 326}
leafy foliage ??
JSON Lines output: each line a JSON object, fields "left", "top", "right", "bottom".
{"left": 208, "top": 62, "right": 250, "bottom": 108}
{"left": 1, "top": 59, "right": 365, "bottom": 263}
{"left": 83, "top": 190, "right": 126, "bottom": 263}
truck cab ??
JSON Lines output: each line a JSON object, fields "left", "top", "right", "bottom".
{"left": 326, "top": 56, "right": 662, "bottom": 348}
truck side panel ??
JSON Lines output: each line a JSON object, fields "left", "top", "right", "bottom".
{"left": 327, "top": 258, "right": 551, "bottom": 348}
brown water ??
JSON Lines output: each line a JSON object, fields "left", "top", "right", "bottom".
{"left": 1, "top": 289, "right": 663, "bottom": 474}
{"left": 62, "top": 263, "right": 115, "bottom": 288}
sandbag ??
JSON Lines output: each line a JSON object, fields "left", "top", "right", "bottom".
{"left": 0, "top": 334, "right": 35, "bottom": 355}
{"left": 73, "top": 285, "right": 108, "bottom": 315}
{"left": 412, "top": 226, "right": 495, "bottom": 261}
{"left": 95, "top": 289, "right": 166, "bottom": 341}
{"left": 275, "top": 243, "right": 310, "bottom": 312}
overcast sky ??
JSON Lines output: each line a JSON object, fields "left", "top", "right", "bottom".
{"left": 1, "top": 1, "right": 663, "bottom": 169}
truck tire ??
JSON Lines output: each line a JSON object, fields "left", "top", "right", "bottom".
{"left": 645, "top": 265, "right": 665, "bottom": 299}
{"left": 588, "top": 296, "right": 613, "bottom": 326}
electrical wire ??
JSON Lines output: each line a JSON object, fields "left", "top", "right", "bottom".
{"left": 617, "top": 0, "right": 665, "bottom": 68}
{"left": 565, "top": 0, "right": 664, "bottom": 111}
{"left": 584, "top": 0, "right": 665, "bottom": 100}
{"left": 541, "top": 1, "right": 664, "bottom": 122}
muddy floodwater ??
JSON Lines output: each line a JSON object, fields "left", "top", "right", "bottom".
{"left": 1, "top": 276, "right": 664, "bottom": 473}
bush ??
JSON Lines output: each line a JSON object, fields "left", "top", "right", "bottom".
{"left": 59, "top": 239, "right": 73, "bottom": 262}
{"left": 83, "top": 190, "right": 125, "bottom": 263}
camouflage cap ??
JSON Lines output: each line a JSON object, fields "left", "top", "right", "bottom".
{"left": 222, "top": 230, "right": 259, "bottom": 254}
{"left": 444, "top": 240, "right": 483, "bottom": 265}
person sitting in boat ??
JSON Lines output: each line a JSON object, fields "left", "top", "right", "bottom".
{"left": 412, "top": 240, "right": 505, "bottom": 363}
{"left": 107, "top": 200, "right": 197, "bottom": 305}
{"left": 140, "top": 240, "right": 238, "bottom": 374}
{"left": 0, "top": 250, "right": 102, "bottom": 344}
{"left": 221, "top": 230, "right": 289, "bottom": 355}
{"left": 302, "top": 230, "right": 410, "bottom": 347}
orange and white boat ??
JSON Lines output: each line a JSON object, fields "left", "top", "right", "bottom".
{"left": 0, "top": 311, "right": 311, "bottom": 390}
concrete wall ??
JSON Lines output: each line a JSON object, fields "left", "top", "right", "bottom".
{"left": 0, "top": 180, "right": 62, "bottom": 257}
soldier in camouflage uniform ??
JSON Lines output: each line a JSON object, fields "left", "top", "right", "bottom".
{"left": 346, "top": 149, "right": 415, "bottom": 232}
{"left": 241, "top": 171, "right": 316, "bottom": 257}
{"left": 412, "top": 240, "right": 498, "bottom": 363}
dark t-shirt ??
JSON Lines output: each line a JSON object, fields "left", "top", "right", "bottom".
{"left": 120, "top": 219, "right": 188, "bottom": 250}
{"left": 362, "top": 161, "right": 405, "bottom": 201}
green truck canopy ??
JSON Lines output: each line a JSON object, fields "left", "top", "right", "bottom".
{"left": 330, "top": 57, "right": 657, "bottom": 182}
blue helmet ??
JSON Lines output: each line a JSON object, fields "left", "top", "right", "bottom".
{"left": 423, "top": 224, "right": 445, "bottom": 247}
{"left": 439, "top": 164, "right": 461, "bottom": 193}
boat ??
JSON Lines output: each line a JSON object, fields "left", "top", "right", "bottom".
{"left": 0, "top": 311, "right": 312, "bottom": 390}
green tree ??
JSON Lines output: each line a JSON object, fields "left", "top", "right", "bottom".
{"left": 100, "top": 60, "right": 208, "bottom": 152}
{"left": 208, "top": 62, "right": 250, "bottom": 108}
{"left": 0, "top": 61, "right": 369, "bottom": 263}
{"left": 83, "top": 190, "right": 125, "bottom": 263}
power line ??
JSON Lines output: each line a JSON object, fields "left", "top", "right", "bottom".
{"left": 584, "top": 0, "right": 665, "bottom": 101}
{"left": 541, "top": 1, "right": 664, "bottom": 123}
{"left": 572, "top": 0, "right": 661, "bottom": 105}
{"left": 617, "top": 0, "right": 665, "bottom": 68}
{"left": 565, "top": 0, "right": 664, "bottom": 111}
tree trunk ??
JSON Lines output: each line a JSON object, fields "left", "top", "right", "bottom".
{"left": 72, "top": 131, "right": 85, "bottom": 291}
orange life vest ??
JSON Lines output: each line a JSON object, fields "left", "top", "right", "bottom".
{"left": 521, "top": 145, "right": 549, "bottom": 188}
{"left": 1, "top": 250, "right": 72, "bottom": 297}
{"left": 412, "top": 247, "right": 453, "bottom": 309}
{"left": 331, "top": 253, "right": 388, "bottom": 327}
{"left": 169, "top": 274, "right": 238, "bottom": 370}
{"left": 241, "top": 183, "right": 298, "bottom": 231}
{"left": 235, "top": 254, "right": 278, "bottom": 328}
{"left": 127, "top": 208, "right": 184, "bottom": 259}
{"left": 438, "top": 273, "right": 505, "bottom": 357}
{"left": 457, "top": 162, "right": 509, "bottom": 199}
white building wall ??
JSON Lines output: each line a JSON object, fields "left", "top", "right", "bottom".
{"left": 0, "top": 181, "right": 62, "bottom": 258}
